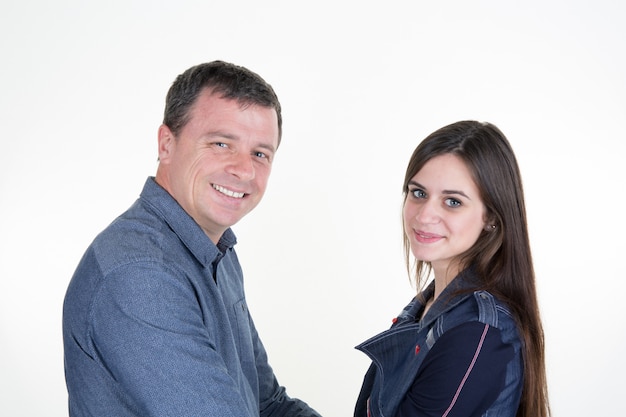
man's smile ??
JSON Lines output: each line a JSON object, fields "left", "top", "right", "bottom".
{"left": 212, "top": 184, "right": 245, "bottom": 199}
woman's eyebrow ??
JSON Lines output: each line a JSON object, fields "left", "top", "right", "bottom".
{"left": 442, "top": 189, "right": 471, "bottom": 199}
{"left": 409, "top": 181, "right": 471, "bottom": 199}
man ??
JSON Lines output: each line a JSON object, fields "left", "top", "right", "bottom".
{"left": 63, "top": 61, "right": 322, "bottom": 417}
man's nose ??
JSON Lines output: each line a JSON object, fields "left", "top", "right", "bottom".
{"left": 226, "top": 152, "right": 255, "bottom": 180}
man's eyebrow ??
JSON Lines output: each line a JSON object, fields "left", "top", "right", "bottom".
{"left": 207, "top": 131, "right": 276, "bottom": 154}
{"left": 256, "top": 141, "right": 276, "bottom": 154}
{"left": 206, "top": 130, "right": 236, "bottom": 140}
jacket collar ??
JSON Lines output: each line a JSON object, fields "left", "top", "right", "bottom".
{"left": 396, "top": 267, "right": 480, "bottom": 328}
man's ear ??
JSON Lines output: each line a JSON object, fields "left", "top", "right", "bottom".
{"left": 157, "top": 124, "right": 175, "bottom": 163}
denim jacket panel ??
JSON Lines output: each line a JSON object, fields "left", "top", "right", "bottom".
{"left": 355, "top": 273, "right": 523, "bottom": 417}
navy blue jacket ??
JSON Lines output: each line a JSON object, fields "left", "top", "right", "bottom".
{"left": 355, "top": 269, "right": 523, "bottom": 417}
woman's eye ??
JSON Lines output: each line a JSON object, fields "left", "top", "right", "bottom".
{"left": 411, "top": 189, "right": 427, "bottom": 199}
{"left": 445, "top": 198, "right": 462, "bottom": 208}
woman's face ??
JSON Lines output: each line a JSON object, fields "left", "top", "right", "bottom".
{"left": 403, "top": 153, "right": 487, "bottom": 279}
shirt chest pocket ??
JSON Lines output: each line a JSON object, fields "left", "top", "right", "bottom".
{"left": 233, "top": 298, "right": 255, "bottom": 367}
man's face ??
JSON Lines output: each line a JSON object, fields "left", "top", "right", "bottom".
{"left": 156, "top": 88, "right": 279, "bottom": 243}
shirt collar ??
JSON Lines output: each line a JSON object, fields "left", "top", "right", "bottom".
{"left": 140, "top": 177, "right": 238, "bottom": 267}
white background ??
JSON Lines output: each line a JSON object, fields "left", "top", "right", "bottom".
{"left": 1, "top": 1, "right": 624, "bottom": 416}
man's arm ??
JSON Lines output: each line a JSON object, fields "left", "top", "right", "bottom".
{"left": 246, "top": 312, "right": 323, "bottom": 417}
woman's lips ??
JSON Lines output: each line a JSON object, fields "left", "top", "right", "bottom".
{"left": 414, "top": 230, "right": 443, "bottom": 244}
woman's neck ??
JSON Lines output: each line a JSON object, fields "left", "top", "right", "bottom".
{"left": 432, "top": 262, "right": 461, "bottom": 301}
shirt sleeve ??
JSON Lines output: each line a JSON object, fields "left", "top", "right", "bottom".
{"left": 395, "top": 321, "right": 515, "bottom": 417}
{"left": 249, "top": 311, "right": 323, "bottom": 417}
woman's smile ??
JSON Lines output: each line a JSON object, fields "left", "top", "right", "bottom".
{"left": 413, "top": 230, "right": 444, "bottom": 244}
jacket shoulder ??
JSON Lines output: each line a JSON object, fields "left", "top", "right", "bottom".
{"left": 431, "top": 291, "right": 517, "bottom": 343}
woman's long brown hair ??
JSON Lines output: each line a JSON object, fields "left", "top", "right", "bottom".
{"left": 402, "top": 121, "right": 550, "bottom": 417}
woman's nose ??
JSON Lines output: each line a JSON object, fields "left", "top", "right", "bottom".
{"left": 415, "top": 199, "right": 440, "bottom": 224}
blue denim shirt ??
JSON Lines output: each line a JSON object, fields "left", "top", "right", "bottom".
{"left": 63, "top": 177, "right": 321, "bottom": 417}
{"left": 355, "top": 270, "right": 523, "bottom": 417}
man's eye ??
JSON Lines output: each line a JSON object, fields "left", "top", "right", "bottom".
{"left": 445, "top": 198, "right": 462, "bottom": 207}
{"left": 216, "top": 142, "right": 227, "bottom": 148}
{"left": 254, "top": 151, "right": 267, "bottom": 158}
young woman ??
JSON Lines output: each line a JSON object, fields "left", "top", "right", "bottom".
{"left": 355, "top": 121, "right": 550, "bottom": 417}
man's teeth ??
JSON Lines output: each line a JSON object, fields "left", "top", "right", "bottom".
{"left": 213, "top": 184, "right": 245, "bottom": 199}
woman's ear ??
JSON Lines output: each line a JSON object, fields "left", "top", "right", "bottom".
{"left": 483, "top": 213, "right": 497, "bottom": 231}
